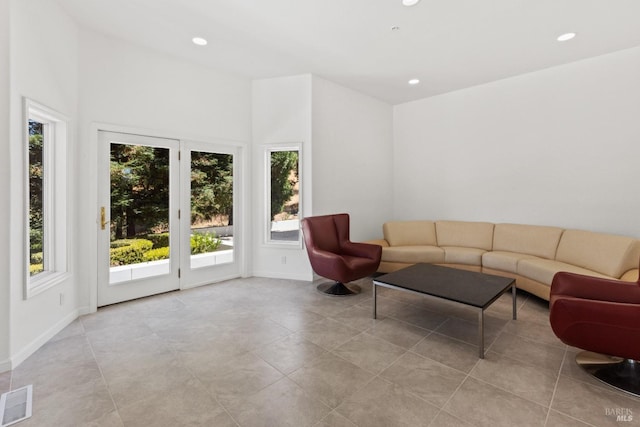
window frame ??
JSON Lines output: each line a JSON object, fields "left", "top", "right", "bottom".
{"left": 24, "top": 98, "right": 69, "bottom": 298}
{"left": 263, "top": 143, "right": 302, "bottom": 247}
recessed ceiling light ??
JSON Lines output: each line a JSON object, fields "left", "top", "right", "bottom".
{"left": 192, "top": 37, "right": 208, "bottom": 46}
{"left": 402, "top": 0, "right": 421, "bottom": 6}
{"left": 408, "top": 79, "right": 420, "bottom": 85}
{"left": 557, "top": 32, "right": 576, "bottom": 42}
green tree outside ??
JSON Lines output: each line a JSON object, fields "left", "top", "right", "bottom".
{"left": 109, "top": 146, "right": 235, "bottom": 240}
{"left": 110, "top": 144, "right": 170, "bottom": 239}
{"left": 270, "top": 150, "right": 299, "bottom": 220}
{"left": 29, "top": 120, "right": 44, "bottom": 275}
{"left": 190, "top": 151, "right": 233, "bottom": 226}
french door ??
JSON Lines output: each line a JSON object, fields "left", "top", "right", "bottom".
{"left": 97, "top": 131, "right": 240, "bottom": 306}
{"left": 179, "top": 141, "right": 239, "bottom": 288}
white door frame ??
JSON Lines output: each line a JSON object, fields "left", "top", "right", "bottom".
{"left": 92, "top": 124, "right": 249, "bottom": 309}
{"left": 179, "top": 140, "right": 242, "bottom": 289}
{"left": 97, "top": 131, "right": 180, "bottom": 306}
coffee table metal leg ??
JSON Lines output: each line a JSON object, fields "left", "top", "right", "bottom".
{"left": 512, "top": 283, "right": 517, "bottom": 320}
{"left": 373, "top": 283, "right": 377, "bottom": 319}
{"left": 478, "top": 309, "right": 484, "bottom": 359}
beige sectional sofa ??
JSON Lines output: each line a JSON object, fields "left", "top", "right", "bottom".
{"left": 368, "top": 221, "right": 640, "bottom": 301}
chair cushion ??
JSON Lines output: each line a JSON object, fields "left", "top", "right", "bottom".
{"left": 338, "top": 255, "right": 381, "bottom": 283}
{"left": 383, "top": 221, "right": 437, "bottom": 246}
{"left": 435, "top": 221, "right": 494, "bottom": 250}
{"left": 518, "top": 258, "right": 610, "bottom": 285}
{"left": 442, "top": 247, "right": 485, "bottom": 266}
{"left": 482, "top": 251, "right": 539, "bottom": 274}
{"left": 382, "top": 246, "right": 444, "bottom": 264}
{"left": 307, "top": 215, "right": 340, "bottom": 253}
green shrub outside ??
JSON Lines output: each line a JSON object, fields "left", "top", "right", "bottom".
{"left": 110, "top": 239, "right": 153, "bottom": 266}
{"left": 109, "top": 232, "right": 224, "bottom": 266}
{"left": 29, "top": 228, "right": 43, "bottom": 253}
{"left": 146, "top": 232, "right": 169, "bottom": 249}
{"left": 143, "top": 247, "right": 170, "bottom": 262}
{"left": 30, "top": 264, "right": 43, "bottom": 275}
{"left": 191, "top": 231, "right": 221, "bottom": 254}
{"left": 110, "top": 239, "right": 137, "bottom": 249}
{"left": 30, "top": 252, "right": 43, "bottom": 264}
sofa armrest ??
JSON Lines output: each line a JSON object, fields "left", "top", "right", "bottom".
{"left": 364, "top": 239, "right": 389, "bottom": 247}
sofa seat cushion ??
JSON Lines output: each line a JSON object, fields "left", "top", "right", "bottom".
{"left": 382, "top": 246, "right": 445, "bottom": 264}
{"left": 518, "top": 258, "right": 610, "bottom": 286}
{"left": 482, "top": 251, "right": 539, "bottom": 274}
{"left": 442, "top": 246, "right": 485, "bottom": 266}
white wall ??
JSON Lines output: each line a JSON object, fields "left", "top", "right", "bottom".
{"left": 0, "top": 0, "right": 11, "bottom": 371}
{"left": 252, "top": 75, "right": 313, "bottom": 280}
{"left": 8, "top": 0, "right": 80, "bottom": 367}
{"left": 311, "top": 76, "right": 393, "bottom": 241}
{"left": 393, "top": 46, "right": 640, "bottom": 238}
{"left": 251, "top": 74, "right": 394, "bottom": 280}
{"left": 77, "top": 30, "right": 252, "bottom": 310}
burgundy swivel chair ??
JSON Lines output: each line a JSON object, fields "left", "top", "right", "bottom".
{"left": 301, "top": 213, "right": 382, "bottom": 296}
{"left": 550, "top": 264, "right": 640, "bottom": 396}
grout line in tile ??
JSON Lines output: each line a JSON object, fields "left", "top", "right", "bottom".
{"left": 168, "top": 341, "right": 242, "bottom": 427}
{"left": 543, "top": 345, "right": 581, "bottom": 427}
{"left": 544, "top": 346, "right": 564, "bottom": 427}
{"left": 467, "top": 373, "right": 551, "bottom": 413}
{"left": 84, "top": 329, "right": 125, "bottom": 426}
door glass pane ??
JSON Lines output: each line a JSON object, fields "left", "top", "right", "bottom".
{"left": 109, "top": 143, "right": 170, "bottom": 283}
{"left": 190, "top": 151, "right": 234, "bottom": 269}
{"left": 269, "top": 150, "right": 299, "bottom": 242}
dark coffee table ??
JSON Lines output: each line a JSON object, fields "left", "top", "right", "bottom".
{"left": 372, "top": 263, "right": 516, "bottom": 358}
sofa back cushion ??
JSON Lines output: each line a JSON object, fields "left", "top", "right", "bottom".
{"left": 383, "top": 221, "right": 437, "bottom": 246}
{"left": 435, "top": 221, "right": 494, "bottom": 250}
{"left": 555, "top": 229, "right": 640, "bottom": 278}
{"left": 493, "top": 223, "right": 564, "bottom": 259}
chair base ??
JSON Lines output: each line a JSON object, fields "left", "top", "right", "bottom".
{"left": 317, "top": 281, "right": 361, "bottom": 296}
{"left": 576, "top": 351, "right": 640, "bottom": 397}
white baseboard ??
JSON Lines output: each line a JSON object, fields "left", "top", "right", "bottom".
{"left": 252, "top": 270, "right": 313, "bottom": 282}
{"left": 10, "top": 309, "right": 80, "bottom": 370}
{"left": 0, "top": 358, "right": 10, "bottom": 373}
{"left": 181, "top": 273, "right": 241, "bottom": 290}
{"left": 77, "top": 305, "right": 94, "bottom": 316}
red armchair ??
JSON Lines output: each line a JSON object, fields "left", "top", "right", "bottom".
{"left": 550, "top": 267, "right": 640, "bottom": 396}
{"left": 301, "top": 213, "right": 382, "bottom": 296}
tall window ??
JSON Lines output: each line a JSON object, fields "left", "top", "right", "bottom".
{"left": 265, "top": 145, "right": 301, "bottom": 245}
{"left": 25, "top": 99, "right": 68, "bottom": 297}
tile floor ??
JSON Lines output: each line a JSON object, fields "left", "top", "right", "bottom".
{"left": 2, "top": 276, "right": 640, "bottom": 426}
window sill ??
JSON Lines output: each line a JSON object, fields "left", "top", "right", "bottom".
{"left": 25, "top": 271, "right": 71, "bottom": 299}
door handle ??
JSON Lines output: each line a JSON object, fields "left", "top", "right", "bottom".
{"left": 100, "top": 207, "right": 109, "bottom": 230}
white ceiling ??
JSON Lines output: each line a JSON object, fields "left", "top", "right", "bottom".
{"left": 55, "top": 0, "right": 640, "bottom": 105}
